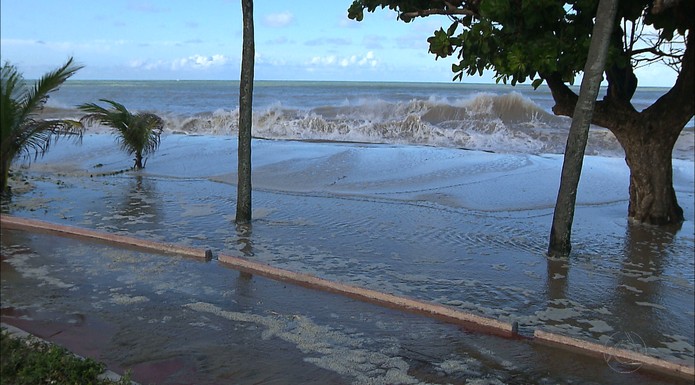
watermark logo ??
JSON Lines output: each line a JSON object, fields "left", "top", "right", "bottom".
{"left": 603, "top": 331, "right": 647, "bottom": 373}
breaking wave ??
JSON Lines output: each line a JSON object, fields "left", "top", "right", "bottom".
{"left": 157, "top": 92, "right": 629, "bottom": 157}
{"left": 54, "top": 91, "right": 693, "bottom": 159}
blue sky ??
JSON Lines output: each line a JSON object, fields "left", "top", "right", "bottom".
{"left": 0, "top": 0, "right": 677, "bottom": 85}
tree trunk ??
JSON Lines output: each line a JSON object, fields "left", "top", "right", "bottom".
{"left": 547, "top": 0, "right": 618, "bottom": 257}
{"left": 544, "top": 28, "right": 693, "bottom": 231}
{"left": 134, "top": 152, "right": 144, "bottom": 169}
{"left": 236, "top": 0, "right": 254, "bottom": 224}
{"left": 1, "top": 153, "right": 11, "bottom": 195}
{"left": 618, "top": 126, "right": 683, "bottom": 225}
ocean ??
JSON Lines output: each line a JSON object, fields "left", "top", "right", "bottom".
{"left": 3, "top": 80, "right": 693, "bottom": 384}
{"left": 45, "top": 80, "right": 694, "bottom": 160}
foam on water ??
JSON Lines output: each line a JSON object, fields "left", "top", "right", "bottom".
{"left": 153, "top": 93, "right": 582, "bottom": 156}
{"left": 43, "top": 81, "right": 694, "bottom": 160}
{"left": 142, "top": 96, "right": 691, "bottom": 159}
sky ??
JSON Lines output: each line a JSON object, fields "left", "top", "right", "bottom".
{"left": 0, "top": 0, "right": 678, "bottom": 85}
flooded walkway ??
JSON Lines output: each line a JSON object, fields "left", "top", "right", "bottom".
{"left": 1, "top": 136, "right": 693, "bottom": 384}
{"left": 1, "top": 224, "right": 691, "bottom": 385}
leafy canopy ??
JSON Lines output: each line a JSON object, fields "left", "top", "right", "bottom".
{"left": 348, "top": 0, "right": 692, "bottom": 88}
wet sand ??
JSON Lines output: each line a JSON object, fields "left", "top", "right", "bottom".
{"left": 1, "top": 134, "right": 693, "bottom": 384}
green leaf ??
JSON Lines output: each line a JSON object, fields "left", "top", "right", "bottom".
{"left": 446, "top": 21, "right": 458, "bottom": 37}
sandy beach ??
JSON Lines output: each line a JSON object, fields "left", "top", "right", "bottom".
{"left": 1, "top": 133, "right": 694, "bottom": 384}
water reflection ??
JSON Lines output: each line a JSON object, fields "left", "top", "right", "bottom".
{"left": 235, "top": 222, "right": 254, "bottom": 280}
{"left": 546, "top": 257, "right": 569, "bottom": 301}
{"left": 104, "top": 175, "right": 161, "bottom": 231}
{"left": 235, "top": 222, "right": 254, "bottom": 257}
{"left": 611, "top": 223, "right": 679, "bottom": 347}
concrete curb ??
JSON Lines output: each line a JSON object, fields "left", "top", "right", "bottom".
{"left": 216, "top": 252, "right": 517, "bottom": 336}
{"left": 0, "top": 215, "right": 208, "bottom": 261}
{"left": 534, "top": 330, "right": 695, "bottom": 380}
{"left": 0, "top": 215, "right": 516, "bottom": 337}
{"left": 1, "top": 322, "right": 137, "bottom": 384}
{"left": 2, "top": 215, "right": 693, "bottom": 380}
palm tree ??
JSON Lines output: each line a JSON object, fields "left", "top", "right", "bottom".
{"left": 1, "top": 57, "right": 84, "bottom": 195}
{"left": 237, "top": 0, "right": 255, "bottom": 224}
{"left": 79, "top": 99, "right": 163, "bottom": 170}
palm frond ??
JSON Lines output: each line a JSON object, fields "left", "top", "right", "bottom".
{"left": 20, "top": 58, "right": 83, "bottom": 124}
{"left": 78, "top": 100, "right": 163, "bottom": 168}
{"left": 79, "top": 99, "right": 131, "bottom": 132}
{"left": 13, "top": 119, "right": 83, "bottom": 162}
{"left": 1, "top": 57, "right": 83, "bottom": 193}
{"left": 1, "top": 63, "right": 25, "bottom": 148}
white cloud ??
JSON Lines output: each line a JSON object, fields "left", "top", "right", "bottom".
{"left": 128, "top": 54, "right": 230, "bottom": 72}
{"left": 255, "top": 52, "right": 286, "bottom": 66}
{"left": 264, "top": 11, "right": 294, "bottom": 27}
{"left": 309, "top": 51, "right": 377, "bottom": 68}
{"left": 173, "top": 54, "right": 229, "bottom": 69}
{"left": 310, "top": 55, "right": 337, "bottom": 65}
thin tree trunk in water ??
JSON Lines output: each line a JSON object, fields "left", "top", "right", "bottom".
{"left": 135, "top": 153, "right": 143, "bottom": 169}
{"left": 236, "top": 0, "right": 254, "bottom": 224}
{"left": 548, "top": 0, "right": 618, "bottom": 257}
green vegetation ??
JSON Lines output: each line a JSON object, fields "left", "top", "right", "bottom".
{"left": 79, "top": 100, "right": 164, "bottom": 170}
{"left": 1, "top": 57, "right": 84, "bottom": 196}
{"left": 349, "top": 0, "right": 693, "bottom": 226}
{"left": 1, "top": 329, "right": 133, "bottom": 385}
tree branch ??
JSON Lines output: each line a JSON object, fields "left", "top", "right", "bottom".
{"left": 400, "top": 7, "right": 478, "bottom": 20}
{"left": 643, "top": 30, "right": 695, "bottom": 135}
{"left": 542, "top": 72, "right": 578, "bottom": 117}
{"left": 631, "top": 46, "right": 683, "bottom": 59}
{"left": 542, "top": 71, "right": 639, "bottom": 133}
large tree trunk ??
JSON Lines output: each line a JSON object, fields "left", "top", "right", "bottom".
{"left": 544, "top": 30, "right": 693, "bottom": 228}
{"left": 617, "top": 124, "right": 683, "bottom": 225}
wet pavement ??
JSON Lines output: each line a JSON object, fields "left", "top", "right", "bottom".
{"left": 1, "top": 227, "right": 692, "bottom": 385}
{"left": 1, "top": 136, "right": 693, "bottom": 384}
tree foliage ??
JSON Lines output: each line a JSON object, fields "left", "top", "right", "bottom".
{"left": 1, "top": 58, "right": 84, "bottom": 194}
{"left": 349, "top": 0, "right": 691, "bottom": 87}
{"left": 79, "top": 99, "right": 163, "bottom": 170}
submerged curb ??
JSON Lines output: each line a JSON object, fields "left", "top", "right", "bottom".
{"left": 1, "top": 323, "right": 138, "bottom": 384}
{"left": 0, "top": 215, "right": 516, "bottom": 337}
{"left": 534, "top": 330, "right": 695, "bottom": 380}
{"left": 216, "top": 251, "right": 517, "bottom": 336}
{"left": 2, "top": 215, "right": 693, "bottom": 380}
{"left": 0, "top": 215, "right": 206, "bottom": 260}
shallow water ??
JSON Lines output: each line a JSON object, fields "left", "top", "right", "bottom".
{"left": 1, "top": 229, "right": 691, "bottom": 385}
{"left": 1, "top": 135, "right": 694, "bottom": 384}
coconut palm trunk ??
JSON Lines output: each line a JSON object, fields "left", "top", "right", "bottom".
{"left": 236, "top": 0, "right": 255, "bottom": 224}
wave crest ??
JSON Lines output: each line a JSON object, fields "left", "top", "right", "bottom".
{"left": 63, "top": 91, "right": 689, "bottom": 159}
{"left": 158, "top": 92, "right": 582, "bottom": 154}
